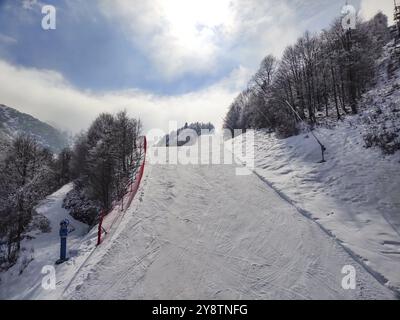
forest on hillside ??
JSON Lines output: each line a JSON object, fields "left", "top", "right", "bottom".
{"left": 0, "top": 111, "right": 142, "bottom": 269}
{"left": 223, "top": 13, "right": 394, "bottom": 139}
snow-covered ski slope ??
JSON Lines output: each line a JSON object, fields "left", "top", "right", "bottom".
{"left": 64, "top": 136, "right": 395, "bottom": 300}
{"left": 232, "top": 127, "right": 400, "bottom": 292}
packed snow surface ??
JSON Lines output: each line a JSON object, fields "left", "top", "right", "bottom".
{"left": 232, "top": 125, "right": 400, "bottom": 292}
{"left": 2, "top": 134, "right": 397, "bottom": 299}
{"left": 58, "top": 136, "right": 395, "bottom": 300}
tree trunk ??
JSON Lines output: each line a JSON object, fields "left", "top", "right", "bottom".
{"left": 330, "top": 65, "right": 341, "bottom": 120}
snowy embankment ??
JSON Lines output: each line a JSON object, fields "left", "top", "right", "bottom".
{"left": 60, "top": 138, "right": 394, "bottom": 300}
{"left": 2, "top": 133, "right": 398, "bottom": 299}
{"left": 0, "top": 151, "right": 146, "bottom": 300}
{"left": 0, "top": 184, "right": 98, "bottom": 300}
{"left": 232, "top": 125, "right": 400, "bottom": 292}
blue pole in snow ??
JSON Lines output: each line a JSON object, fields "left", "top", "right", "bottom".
{"left": 60, "top": 237, "right": 67, "bottom": 260}
{"left": 59, "top": 220, "right": 69, "bottom": 262}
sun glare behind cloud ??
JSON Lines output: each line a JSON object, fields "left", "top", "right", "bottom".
{"left": 155, "top": 0, "right": 235, "bottom": 74}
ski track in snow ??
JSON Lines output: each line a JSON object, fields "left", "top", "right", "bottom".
{"left": 231, "top": 127, "right": 400, "bottom": 292}
{"left": 64, "top": 140, "right": 395, "bottom": 300}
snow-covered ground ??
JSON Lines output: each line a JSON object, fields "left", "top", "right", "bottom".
{"left": 0, "top": 184, "right": 95, "bottom": 299}
{"left": 2, "top": 132, "right": 398, "bottom": 299}
{"left": 225, "top": 45, "right": 400, "bottom": 292}
{"left": 232, "top": 126, "right": 400, "bottom": 293}
{"left": 53, "top": 137, "right": 395, "bottom": 300}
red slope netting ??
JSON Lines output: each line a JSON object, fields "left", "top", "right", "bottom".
{"left": 97, "top": 136, "right": 147, "bottom": 245}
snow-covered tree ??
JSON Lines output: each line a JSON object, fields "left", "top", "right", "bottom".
{"left": 0, "top": 134, "right": 62, "bottom": 266}
{"left": 66, "top": 111, "right": 142, "bottom": 224}
{"left": 224, "top": 12, "right": 391, "bottom": 137}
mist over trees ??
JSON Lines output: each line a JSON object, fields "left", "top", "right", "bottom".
{"left": 224, "top": 12, "right": 391, "bottom": 137}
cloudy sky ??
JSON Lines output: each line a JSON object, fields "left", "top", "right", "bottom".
{"left": 0, "top": 0, "right": 395, "bottom": 134}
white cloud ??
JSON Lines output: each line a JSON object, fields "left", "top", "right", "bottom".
{"left": 98, "top": 0, "right": 227, "bottom": 80}
{"left": 22, "top": 0, "right": 37, "bottom": 9}
{"left": 0, "top": 59, "right": 251, "bottom": 134}
{"left": 2, "top": 0, "right": 372, "bottom": 138}
{"left": 360, "top": 0, "right": 395, "bottom": 24}
{"left": 21, "top": 0, "right": 44, "bottom": 10}
{"left": 98, "top": 0, "right": 300, "bottom": 80}
{"left": 0, "top": 33, "right": 17, "bottom": 45}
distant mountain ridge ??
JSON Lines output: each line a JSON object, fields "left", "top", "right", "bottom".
{"left": 0, "top": 104, "right": 68, "bottom": 153}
